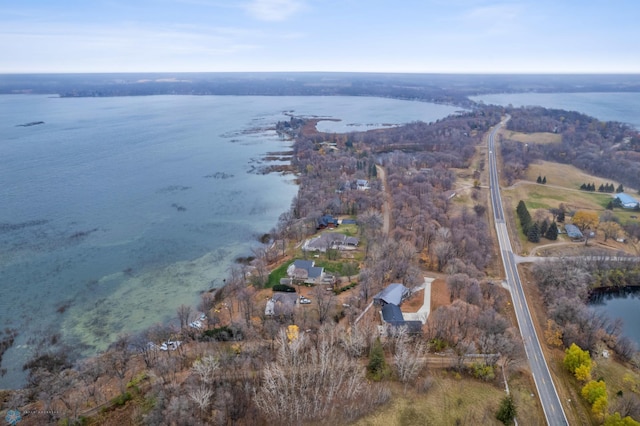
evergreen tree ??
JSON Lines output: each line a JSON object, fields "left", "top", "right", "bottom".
{"left": 367, "top": 338, "right": 388, "bottom": 381}
{"left": 545, "top": 222, "right": 559, "bottom": 240}
{"left": 617, "top": 184, "right": 624, "bottom": 193}
{"left": 598, "top": 184, "right": 605, "bottom": 192}
{"left": 580, "top": 183, "right": 587, "bottom": 190}
{"left": 613, "top": 197, "right": 623, "bottom": 209}
{"left": 527, "top": 222, "right": 541, "bottom": 243}
{"left": 537, "top": 176, "right": 542, "bottom": 184}
{"left": 496, "top": 395, "right": 517, "bottom": 425}
{"left": 558, "top": 210, "right": 565, "bottom": 222}
{"left": 540, "top": 219, "right": 549, "bottom": 236}
{"left": 542, "top": 176, "right": 547, "bottom": 184}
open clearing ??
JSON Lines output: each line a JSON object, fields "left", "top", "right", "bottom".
{"left": 504, "top": 131, "right": 562, "bottom": 145}
{"left": 525, "top": 160, "right": 636, "bottom": 194}
{"left": 503, "top": 181, "right": 609, "bottom": 213}
{"left": 353, "top": 371, "right": 545, "bottom": 426}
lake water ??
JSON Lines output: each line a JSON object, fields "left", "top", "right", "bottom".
{"left": 0, "top": 94, "right": 459, "bottom": 388}
{"left": 590, "top": 288, "right": 640, "bottom": 347}
{"left": 470, "top": 92, "right": 640, "bottom": 130}
{"left": 472, "top": 91, "right": 640, "bottom": 348}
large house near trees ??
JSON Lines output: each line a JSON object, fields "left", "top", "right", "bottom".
{"left": 286, "top": 259, "right": 325, "bottom": 284}
{"left": 615, "top": 193, "right": 640, "bottom": 209}
{"left": 374, "top": 283, "right": 422, "bottom": 334}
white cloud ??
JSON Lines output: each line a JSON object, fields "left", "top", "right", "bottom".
{"left": 244, "top": 0, "right": 305, "bottom": 22}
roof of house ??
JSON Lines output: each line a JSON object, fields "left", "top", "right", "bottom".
{"left": 345, "top": 236, "right": 359, "bottom": 245}
{"left": 616, "top": 193, "right": 639, "bottom": 206}
{"left": 317, "top": 215, "right": 339, "bottom": 228}
{"left": 308, "top": 266, "right": 324, "bottom": 279}
{"left": 292, "top": 260, "right": 314, "bottom": 270}
{"left": 374, "top": 283, "right": 409, "bottom": 306}
{"left": 565, "top": 224, "right": 584, "bottom": 239}
{"left": 287, "top": 259, "right": 324, "bottom": 280}
{"left": 381, "top": 303, "right": 404, "bottom": 322}
{"left": 303, "top": 233, "right": 360, "bottom": 251}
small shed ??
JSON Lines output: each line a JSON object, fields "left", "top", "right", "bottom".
{"left": 565, "top": 224, "right": 584, "bottom": 241}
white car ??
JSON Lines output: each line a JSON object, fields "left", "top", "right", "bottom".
{"left": 189, "top": 320, "right": 203, "bottom": 329}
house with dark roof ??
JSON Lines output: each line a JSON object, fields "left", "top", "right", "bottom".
{"left": 565, "top": 224, "right": 584, "bottom": 241}
{"left": 380, "top": 302, "right": 423, "bottom": 335}
{"left": 316, "top": 215, "right": 339, "bottom": 230}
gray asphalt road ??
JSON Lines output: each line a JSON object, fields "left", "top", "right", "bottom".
{"left": 488, "top": 117, "right": 568, "bottom": 426}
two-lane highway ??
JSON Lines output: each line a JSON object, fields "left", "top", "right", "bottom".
{"left": 488, "top": 117, "right": 568, "bottom": 425}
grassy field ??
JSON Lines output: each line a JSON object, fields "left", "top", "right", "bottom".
{"left": 504, "top": 131, "right": 562, "bottom": 145}
{"left": 525, "top": 160, "right": 637, "bottom": 195}
{"left": 353, "top": 369, "right": 545, "bottom": 425}
{"left": 504, "top": 182, "right": 610, "bottom": 215}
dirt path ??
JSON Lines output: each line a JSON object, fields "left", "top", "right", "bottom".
{"left": 376, "top": 164, "right": 391, "bottom": 235}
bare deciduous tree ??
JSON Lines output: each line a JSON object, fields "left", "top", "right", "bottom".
{"left": 313, "top": 284, "right": 335, "bottom": 324}
{"left": 191, "top": 355, "right": 219, "bottom": 385}
{"left": 176, "top": 304, "right": 194, "bottom": 330}
{"left": 189, "top": 385, "right": 213, "bottom": 417}
{"left": 393, "top": 329, "right": 426, "bottom": 389}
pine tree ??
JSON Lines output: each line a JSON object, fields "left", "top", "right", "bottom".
{"left": 545, "top": 222, "right": 559, "bottom": 240}
{"left": 542, "top": 176, "right": 547, "bottom": 184}
{"left": 599, "top": 184, "right": 605, "bottom": 192}
{"left": 540, "top": 219, "right": 549, "bottom": 236}
{"left": 367, "top": 338, "right": 388, "bottom": 381}
{"left": 580, "top": 183, "right": 587, "bottom": 190}
{"left": 537, "top": 176, "right": 542, "bottom": 184}
{"left": 558, "top": 210, "right": 565, "bottom": 222}
{"left": 527, "top": 222, "right": 541, "bottom": 243}
{"left": 496, "top": 395, "right": 517, "bottom": 425}
{"left": 617, "top": 184, "right": 624, "bottom": 193}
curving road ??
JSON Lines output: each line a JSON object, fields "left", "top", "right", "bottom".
{"left": 488, "top": 117, "right": 568, "bottom": 425}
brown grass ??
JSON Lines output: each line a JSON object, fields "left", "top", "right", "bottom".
{"left": 504, "top": 131, "right": 562, "bottom": 145}
{"left": 524, "top": 160, "right": 636, "bottom": 194}
{"left": 353, "top": 370, "right": 545, "bottom": 425}
{"left": 430, "top": 278, "right": 450, "bottom": 311}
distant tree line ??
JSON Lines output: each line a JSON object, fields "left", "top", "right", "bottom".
{"left": 506, "top": 106, "right": 640, "bottom": 190}
{"left": 580, "top": 182, "right": 624, "bottom": 193}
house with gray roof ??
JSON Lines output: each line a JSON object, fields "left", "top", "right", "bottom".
{"left": 374, "top": 283, "right": 410, "bottom": 306}
{"left": 564, "top": 224, "right": 584, "bottom": 241}
{"left": 286, "top": 259, "right": 325, "bottom": 284}
{"left": 303, "top": 233, "right": 360, "bottom": 252}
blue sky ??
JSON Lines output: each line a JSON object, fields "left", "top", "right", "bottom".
{"left": 1, "top": 0, "right": 638, "bottom": 73}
